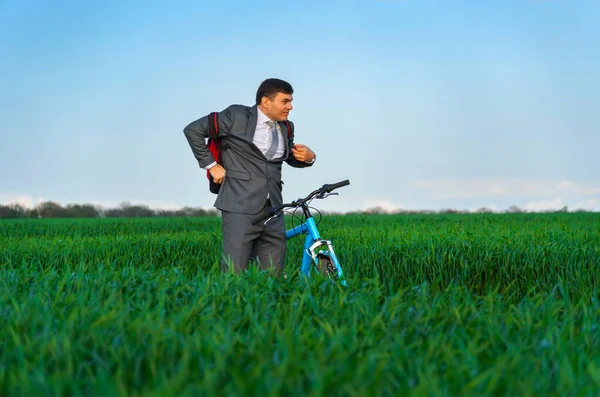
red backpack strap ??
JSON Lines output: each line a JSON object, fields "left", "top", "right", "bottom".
{"left": 284, "top": 120, "right": 294, "bottom": 139}
{"left": 208, "top": 112, "right": 219, "bottom": 139}
{"left": 207, "top": 112, "right": 223, "bottom": 165}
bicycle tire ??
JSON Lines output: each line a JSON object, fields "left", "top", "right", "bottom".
{"left": 316, "top": 253, "right": 337, "bottom": 279}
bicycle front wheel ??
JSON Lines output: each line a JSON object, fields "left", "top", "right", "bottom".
{"left": 317, "top": 253, "right": 338, "bottom": 279}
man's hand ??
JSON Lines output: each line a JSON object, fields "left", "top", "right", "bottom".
{"left": 291, "top": 144, "right": 316, "bottom": 163}
{"left": 209, "top": 164, "right": 226, "bottom": 184}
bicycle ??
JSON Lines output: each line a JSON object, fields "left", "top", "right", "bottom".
{"left": 252, "top": 179, "right": 350, "bottom": 286}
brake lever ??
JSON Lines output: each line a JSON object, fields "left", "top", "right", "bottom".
{"left": 316, "top": 192, "right": 339, "bottom": 199}
{"left": 262, "top": 209, "right": 284, "bottom": 226}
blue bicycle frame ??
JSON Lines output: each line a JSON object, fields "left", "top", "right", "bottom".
{"left": 285, "top": 210, "right": 348, "bottom": 286}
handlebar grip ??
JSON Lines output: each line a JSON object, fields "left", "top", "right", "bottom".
{"left": 251, "top": 207, "right": 275, "bottom": 225}
{"left": 325, "top": 179, "right": 350, "bottom": 193}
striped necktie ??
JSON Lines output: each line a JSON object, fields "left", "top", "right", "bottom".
{"left": 265, "top": 121, "right": 279, "bottom": 160}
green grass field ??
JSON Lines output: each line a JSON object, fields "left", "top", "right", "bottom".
{"left": 1, "top": 213, "right": 600, "bottom": 396}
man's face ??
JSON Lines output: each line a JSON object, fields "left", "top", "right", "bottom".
{"left": 262, "top": 92, "right": 293, "bottom": 121}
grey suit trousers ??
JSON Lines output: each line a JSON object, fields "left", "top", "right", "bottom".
{"left": 221, "top": 201, "right": 286, "bottom": 277}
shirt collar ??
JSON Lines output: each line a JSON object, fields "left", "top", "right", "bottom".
{"left": 257, "top": 106, "right": 275, "bottom": 124}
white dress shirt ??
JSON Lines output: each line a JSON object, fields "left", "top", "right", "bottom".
{"left": 254, "top": 106, "right": 286, "bottom": 160}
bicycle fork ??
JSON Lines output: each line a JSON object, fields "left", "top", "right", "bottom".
{"left": 305, "top": 239, "right": 347, "bottom": 286}
{"left": 287, "top": 214, "right": 347, "bottom": 286}
{"left": 299, "top": 220, "right": 347, "bottom": 285}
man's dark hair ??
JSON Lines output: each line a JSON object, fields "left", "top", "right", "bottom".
{"left": 256, "top": 78, "right": 294, "bottom": 105}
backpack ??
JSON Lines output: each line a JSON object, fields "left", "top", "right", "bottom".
{"left": 206, "top": 111, "right": 294, "bottom": 194}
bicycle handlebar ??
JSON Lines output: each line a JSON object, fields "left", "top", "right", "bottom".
{"left": 322, "top": 179, "right": 350, "bottom": 193}
{"left": 251, "top": 179, "right": 350, "bottom": 225}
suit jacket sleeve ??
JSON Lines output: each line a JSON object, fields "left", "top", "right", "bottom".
{"left": 183, "top": 106, "right": 235, "bottom": 169}
{"left": 284, "top": 120, "right": 315, "bottom": 168}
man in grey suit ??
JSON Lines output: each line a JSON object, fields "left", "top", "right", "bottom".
{"left": 183, "top": 78, "right": 316, "bottom": 277}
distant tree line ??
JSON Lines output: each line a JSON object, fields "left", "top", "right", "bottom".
{"left": 0, "top": 201, "right": 217, "bottom": 219}
{"left": 0, "top": 201, "right": 588, "bottom": 220}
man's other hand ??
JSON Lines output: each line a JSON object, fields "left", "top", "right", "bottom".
{"left": 209, "top": 164, "right": 226, "bottom": 184}
{"left": 291, "top": 144, "right": 315, "bottom": 163}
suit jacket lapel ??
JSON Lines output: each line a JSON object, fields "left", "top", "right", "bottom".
{"left": 280, "top": 121, "right": 290, "bottom": 158}
{"left": 245, "top": 105, "right": 258, "bottom": 142}
{"left": 245, "top": 105, "right": 270, "bottom": 159}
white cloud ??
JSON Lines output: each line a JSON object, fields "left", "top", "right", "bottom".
{"left": 0, "top": 194, "right": 45, "bottom": 208}
{"left": 413, "top": 178, "right": 600, "bottom": 200}
{"left": 363, "top": 198, "right": 406, "bottom": 213}
{"left": 554, "top": 180, "right": 600, "bottom": 195}
{"left": 466, "top": 203, "right": 502, "bottom": 213}
{"left": 522, "top": 197, "right": 566, "bottom": 212}
{"left": 571, "top": 199, "right": 600, "bottom": 212}
{"left": 85, "top": 199, "right": 183, "bottom": 211}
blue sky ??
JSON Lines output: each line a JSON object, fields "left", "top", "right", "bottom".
{"left": 1, "top": 0, "right": 599, "bottom": 213}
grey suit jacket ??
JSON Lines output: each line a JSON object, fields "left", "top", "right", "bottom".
{"left": 183, "top": 104, "right": 314, "bottom": 215}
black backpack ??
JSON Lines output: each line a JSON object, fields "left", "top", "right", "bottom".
{"left": 206, "top": 112, "right": 294, "bottom": 194}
